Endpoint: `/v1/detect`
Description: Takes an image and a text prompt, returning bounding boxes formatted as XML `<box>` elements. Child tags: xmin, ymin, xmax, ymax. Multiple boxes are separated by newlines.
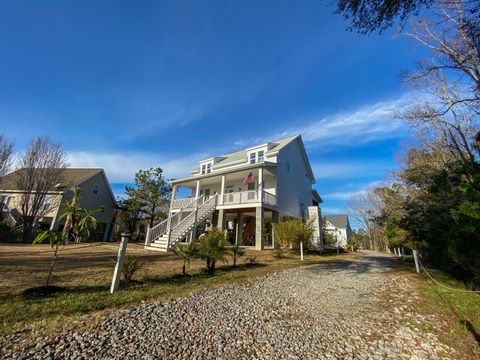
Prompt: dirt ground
<box><xmin>0</xmin><ymin>242</ymin><xmax>275</xmax><ymax>295</ymax></box>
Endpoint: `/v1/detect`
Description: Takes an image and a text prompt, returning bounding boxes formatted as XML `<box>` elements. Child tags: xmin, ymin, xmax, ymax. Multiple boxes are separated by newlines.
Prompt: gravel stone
<box><xmin>1</xmin><ymin>251</ymin><xmax>456</xmax><ymax>359</ymax></box>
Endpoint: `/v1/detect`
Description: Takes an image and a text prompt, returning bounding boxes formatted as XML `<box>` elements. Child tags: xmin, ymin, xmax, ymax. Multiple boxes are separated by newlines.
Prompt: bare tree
<box><xmin>400</xmin><ymin>1</ymin><xmax>480</xmax><ymax>163</ymax></box>
<box><xmin>348</xmin><ymin>189</ymin><xmax>389</xmax><ymax>251</ymax></box>
<box><xmin>0</xmin><ymin>133</ymin><xmax>14</xmax><ymax>182</ymax></box>
<box><xmin>14</xmin><ymin>137</ymin><xmax>68</xmax><ymax>240</ymax></box>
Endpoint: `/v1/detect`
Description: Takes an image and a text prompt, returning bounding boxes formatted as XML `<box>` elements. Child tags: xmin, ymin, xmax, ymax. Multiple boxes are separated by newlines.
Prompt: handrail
<box><xmin>167</xmin><ymin>194</ymin><xmax>217</xmax><ymax>248</ymax></box>
<box><xmin>145</xmin><ymin>196</ymin><xmax>205</xmax><ymax>246</ymax></box>
<box><xmin>171</xmin><ymin>197</ymin><xmax>196</xmax><ymax>209</ymax></box>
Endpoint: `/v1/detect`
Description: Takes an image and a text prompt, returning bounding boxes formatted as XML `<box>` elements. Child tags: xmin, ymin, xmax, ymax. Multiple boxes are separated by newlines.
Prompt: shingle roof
<box><xmin>325</xmin><ymin>215</ymin><xmax>349</xmax><ymax>229</ymax></box>
<box><xmin>0</xmin><ymin>168</ymin><xmax>102</xmax><ymax>192</ymax></box>
<box><xmin>213</xmin><ymin>134</ymin><xmax>298</xmax><ymax>167</ymax></box>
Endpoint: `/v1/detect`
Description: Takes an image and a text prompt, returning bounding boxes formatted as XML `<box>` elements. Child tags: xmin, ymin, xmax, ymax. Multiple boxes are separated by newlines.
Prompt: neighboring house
<box><xmin>0</xmin><ymin>168</ymin><xmax>117</xmax><ymax>241</ymax></box>
<box><xmin>324</xmin><ymin>214</ymin><xmax>352</xmax><ymax>248</ymax></box>
<box><xmin>145</xmin><ymin>134</ymin><xmax>323</xmax><ymax>252</ymax></box>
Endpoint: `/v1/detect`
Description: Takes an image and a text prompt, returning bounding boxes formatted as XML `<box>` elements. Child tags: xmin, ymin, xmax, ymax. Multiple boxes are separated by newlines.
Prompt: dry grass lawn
<box><xmin>0</xmin><ymin>242</ymin><xmax>352</xmax><ymax>341</ymax></box>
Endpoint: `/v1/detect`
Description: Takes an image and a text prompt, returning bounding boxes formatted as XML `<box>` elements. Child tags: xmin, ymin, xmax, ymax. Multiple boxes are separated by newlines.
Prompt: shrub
<box><xmin>273</xmin><ymin>219</ymin><xmax>314</xmax><ymax>254</ymax></box>
<box><xmin>122</xmin><ymin>255</ymin><xmax>142</xmax><ymax>284</ymax></box>
<box><xmin>172</xmin><ymin>242</ymin><xmax>197</xmax><ymax>276</ymax></box>
<box><xmin>230</xmin><ymin>245</ymin><xmax>245</xmax><ymax>268</ymax></box>
<box><xmin>197</xmin><ymin>228</ymin><xmax>228</xmax><ymax>272</ymax></box>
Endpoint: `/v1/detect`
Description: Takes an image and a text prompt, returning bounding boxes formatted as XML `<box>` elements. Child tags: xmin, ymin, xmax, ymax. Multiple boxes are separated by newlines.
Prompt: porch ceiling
<box><xmin>173</xmin><ymin>164</ymin><xmax>277</xmax><ymax>189</ymax></box>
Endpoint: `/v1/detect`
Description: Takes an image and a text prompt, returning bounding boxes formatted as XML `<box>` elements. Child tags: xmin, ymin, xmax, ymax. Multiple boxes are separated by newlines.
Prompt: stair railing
<box><xmin>145</xmin><ymin>197</ymin><xmax>198</xmax><ymax>247</ymax></box>
<box><xmin>167</xmin><ymin>194</ymin><xmax>217</xmax><ymax>249</ymax></box>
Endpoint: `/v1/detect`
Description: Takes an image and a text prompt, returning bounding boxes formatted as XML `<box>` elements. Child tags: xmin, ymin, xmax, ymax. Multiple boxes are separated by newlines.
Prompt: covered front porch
<box><xmin>191</xmin><ymin>207</ymin><xmax>279</xmax><ymax>250</ymax></box>
<box><xmin>170</xmin><ymin>164</ymin><xmax>277</xmax><ymax>211</ymax></box>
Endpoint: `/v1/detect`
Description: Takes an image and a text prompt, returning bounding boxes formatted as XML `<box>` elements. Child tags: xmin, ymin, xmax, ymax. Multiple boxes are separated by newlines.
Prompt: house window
<box><xmin>206</xmin><ymin>163</ymin><xmax>212</xmax><ymax>173</ymax></box>
<box><xmin>249</xmin><ymin>152</ymin><xmax>256</xmax><ymax>164</ymax></box>
<box><xmin>43</xmin><ymin>195</ymin><xmax>53</xmax><ymax>212</ymax></box>
<box><xmin>100</xmin><ymin>205</ymin><xmax>106</xmax><ymax>213</ymax></box>
<box><xmin>201</xmin><ymin>164</ymin><xmax>206</xmax><ymax>174</ymax></box>
<box><xmin>247</xmin><ymin>182</ymin><xmax>255</xmax><ymax>191</ymax></box>
<box><xmin>93</xmin><ymin>183</ymin><xmax>100</xmax><ymax>195</ymax></box>
<box><xmin>258</xmin><ymin>150</ymin><xmax>264</xmax><ymax>162</ymax></box>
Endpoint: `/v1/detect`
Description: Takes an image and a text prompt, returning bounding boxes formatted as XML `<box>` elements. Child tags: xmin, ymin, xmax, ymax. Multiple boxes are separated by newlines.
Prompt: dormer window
<box><xmin>249</xmin><ymin>152</ymin><xmax>256</xmax><ymax>164</ymax></box>
<box><xmin>207</xmin><ymin>163</ymin><xmax>212</xmax><ymax>173</ymax></box>
<box><xmin>258</xmin><ymin>150</ymin><xmax>264</xmax><ymax>162</ymax></box>
<box><xmin>201</xmin><ymin>164</ymin><xmax>206</xmax><ymax>174</ymax></box>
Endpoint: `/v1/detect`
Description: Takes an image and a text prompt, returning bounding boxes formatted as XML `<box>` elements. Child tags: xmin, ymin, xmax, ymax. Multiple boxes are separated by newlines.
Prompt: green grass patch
<box><xmin>400</xmin><ymin>257</ymin><xmax>480</xmax><ymax>355</ymax></box>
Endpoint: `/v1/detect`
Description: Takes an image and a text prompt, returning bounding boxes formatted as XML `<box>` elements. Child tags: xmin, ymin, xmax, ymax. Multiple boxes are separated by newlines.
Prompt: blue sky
<box><xmin>0</xmin><ymin>1</ymin><xmax>424</xmax><ymax>224</ymax></box>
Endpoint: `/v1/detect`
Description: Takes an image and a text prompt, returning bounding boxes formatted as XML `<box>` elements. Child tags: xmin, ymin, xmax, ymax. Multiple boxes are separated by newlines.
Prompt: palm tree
<box><xmin>197</xmin><ymin>228</ymin><xmax>228</xmax><ymax>272</ymax></box>
<box><xmin>172</xmin><ymin>242</ymin><xmax>197</xmax><ymax>276</ymax></box>
<box><xmin>230</xmin><ymin>245</ymin><xmax>245</xmax><ymax>268</ymax></box>
<box><xmin>33</xmin><ymin>187</ymin><xmax>100</xmax><ymax>286</ymax></box>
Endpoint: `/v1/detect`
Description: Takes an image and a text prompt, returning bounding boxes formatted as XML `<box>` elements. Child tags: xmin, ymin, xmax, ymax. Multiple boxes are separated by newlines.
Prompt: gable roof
<box><xmin>325</xmin><ymin>214</ymin><xmax>350</xmax><ymax>229</ymax></box>
<box><xmin>192</xmin><ymin>134</ymin><xmax>315</xmax><ymax>182</ymax></box>
<box><xmin>0</xmin><ymin>168</ymin><xmax>102</xmax><ymax>192</ymax></box>
<box><xmin>0</xmin><ymin>167</ymin><xmax>117</xmax><ymax>205</ymax></box>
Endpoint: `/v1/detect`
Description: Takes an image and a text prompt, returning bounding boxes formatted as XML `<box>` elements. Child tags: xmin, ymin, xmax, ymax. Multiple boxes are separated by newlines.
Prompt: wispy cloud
<box><xmin>311</xmin><ymin>160</ymin><xmax>396</xmax><ymax>180</ymax></box>
<box><xmin>230</xmin><ymin>95</ymin><xmax>410</xmax><ymax>150</ymax></box>
<box><xmin>322</xmin><ymin>180</ymin><xmax>382</xmax><ymax>201</ymax></box>
<box><xmin>289</xmin><ymin>96</ymin><xmax>408</xmax><ymax>146</ymax></box>
<box><xmin>67</xmin><ymin>150</ymin><xmax>208</xmax><ymax>183</ymax></box>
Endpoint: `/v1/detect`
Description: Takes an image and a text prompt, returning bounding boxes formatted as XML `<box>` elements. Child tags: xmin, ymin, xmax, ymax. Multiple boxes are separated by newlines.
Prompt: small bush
<box><xmin>172</xmin><ymin>242</ymin><xmax>197</xmax><ymax>276</ymax></box>
<box><xmin>273</xmin><ymin>219</ymin><xmax>314</xmax><ymax>254</ymax></box>
<box><xmin>122</xmin><ymin>255</ymin><xmax>142</xmax><ymax>284</ymax></box>
<box><xmin>244</xmin><ymin>256</ymin><xmax>257</xmax><ymax>265</ymax></box>
<box><xmin>197</xmin><ymin>228</ymin><xmax>228</xmax><ymax>272</ymax></box>
<box><xmin>230</xmin><ymin>245</ymin><xmax>245</xmax><ymax>268</ymax></box>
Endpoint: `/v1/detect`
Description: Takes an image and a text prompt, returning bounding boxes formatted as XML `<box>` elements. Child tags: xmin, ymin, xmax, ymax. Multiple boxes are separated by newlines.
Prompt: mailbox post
<box><xmin>110</xmin><ymin>233</ymin><xmax>130</xmax><ymax>293</ymax></box>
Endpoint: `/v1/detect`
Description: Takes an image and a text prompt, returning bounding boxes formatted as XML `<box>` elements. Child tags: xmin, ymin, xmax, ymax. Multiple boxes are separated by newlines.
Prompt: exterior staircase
<box><xmin>144</xmin><ymin>195</ymin><xmax>217</xmax><ymax>252</ymax></box>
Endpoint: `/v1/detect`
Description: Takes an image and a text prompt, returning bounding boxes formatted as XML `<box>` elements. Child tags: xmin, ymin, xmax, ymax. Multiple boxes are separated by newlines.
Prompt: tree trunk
<box><xmin>46</xmin><ymin>244</ymin><xmax>59</xmax><ymax>287</ymax></box>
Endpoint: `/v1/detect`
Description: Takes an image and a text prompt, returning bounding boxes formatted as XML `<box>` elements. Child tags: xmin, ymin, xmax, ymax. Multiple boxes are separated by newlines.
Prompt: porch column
<box><xmin>272</xmin><ymin>210</ymin><xmax>279</xmax><ymax>249</ymax></box>
<box><xmin>255</xmin><ymin>206</ymin><xmax>263</xmax><ymax>250</ymax></box>
<box><xmin>171</xmin><ymin>184</ymin><xmax>178</xmax><ymax>200</ymax></box>
<box><xmin>219</xmin><ymin>175</ymin><xmax>226</xmax><ymax>205</ymax></box>
<box><xmin>195</xmin><ymin>180</ymin><xmax>200</xmax><ymax>198</ymax></box>
<box><xmin>235</xmin><ymin>212</ymin><xmax>244</xmax><ymax>245</ymax></box>
<box><xmin>217</xmin><ymin>209</ymin><xmax>226</xmax><ymax>230</ymax></box>
<box><xmin>258</xmin><ymin>167</ymin><xmax>263</xmax><ymax>202</ymax></box>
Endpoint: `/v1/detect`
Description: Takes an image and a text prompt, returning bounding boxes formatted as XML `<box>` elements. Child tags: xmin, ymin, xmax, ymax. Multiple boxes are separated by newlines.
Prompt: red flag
<box><xmin>242</xmin><ymin>172</ymin><xmax>255</xmax><ymax>185</ymax></box>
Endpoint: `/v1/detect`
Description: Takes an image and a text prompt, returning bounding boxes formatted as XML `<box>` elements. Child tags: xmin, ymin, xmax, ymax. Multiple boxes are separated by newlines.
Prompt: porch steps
<box><xmin>144</xmin><ymin>195</ymin><xmax>217</xmax><ymax>252</ymax></box>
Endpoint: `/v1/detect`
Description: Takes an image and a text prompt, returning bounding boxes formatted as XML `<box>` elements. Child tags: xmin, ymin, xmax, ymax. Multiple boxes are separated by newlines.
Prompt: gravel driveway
<box><xmin>4</xmin><ymin>251</ymin><xmax>454</xmax><ymax>359</ymax></box>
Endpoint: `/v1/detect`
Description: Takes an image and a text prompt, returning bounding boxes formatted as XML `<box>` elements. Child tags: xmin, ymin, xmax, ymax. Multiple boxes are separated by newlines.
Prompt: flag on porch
<box><xmin>242</xmin><ymin>172</ymin><xmax>255</xmax><ymax>185</ymax></box>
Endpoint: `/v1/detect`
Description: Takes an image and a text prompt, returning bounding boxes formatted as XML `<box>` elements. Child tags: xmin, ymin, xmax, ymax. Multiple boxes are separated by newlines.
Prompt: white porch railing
<box><xmin>223</xmin><ymin>190</ymin><xmax>257</xmax><ymax>205</ymax></box>
<box><xmin>171</xmin><ymin>197</ymin><xmax>195</xmax><ymax>210</ymax></box>
<box><xmin>263</xmin><ymin>191</ymin><xmax>276</xmax><ymax>206</ymax></box>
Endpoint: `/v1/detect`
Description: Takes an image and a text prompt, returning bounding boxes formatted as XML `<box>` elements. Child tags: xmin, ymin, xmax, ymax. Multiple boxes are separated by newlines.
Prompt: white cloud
<box><xmin>67</xmin><ymin>150</ymin><xmax>208</xmax><ymax>183</ymax></box>
<box><xmin>312</xmin><ymin>160</ymin><xmax>396</xmax><ymax>180</ymax></box>
<box><xmin>322</xmin><ymin>180</ymin><xmax>382</xmax><ymax>201</ymax></box>
<box><xmin>292</xmin><ymin>96</ymin><xmax>408</xmax><ymax>146</ymax></box>
<box><xmin>230</xmin><ymin>95</ymin><xmax>410</xmax><ymax>151</ymax></box>
<box><xmin>321</xmin><ymin>207</ymin><xmax>347</xmax><ymax>215</ymax></box>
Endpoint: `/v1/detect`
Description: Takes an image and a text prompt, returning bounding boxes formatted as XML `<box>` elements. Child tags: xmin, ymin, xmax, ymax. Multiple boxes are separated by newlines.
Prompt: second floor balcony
<box><xmin>171</xmin><ymin>189</ymin><xmax>276</xmax><ymax>210</ymax></box>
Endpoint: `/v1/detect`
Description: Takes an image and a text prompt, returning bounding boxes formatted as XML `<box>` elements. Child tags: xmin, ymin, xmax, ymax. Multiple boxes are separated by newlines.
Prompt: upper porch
<box><xmin>170</xmin><ymin>163</ymin><xmax>277</xmax><ymax>211</ymax></box>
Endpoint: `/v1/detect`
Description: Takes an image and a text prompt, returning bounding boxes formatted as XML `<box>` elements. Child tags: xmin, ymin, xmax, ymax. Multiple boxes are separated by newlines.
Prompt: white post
<box><xmin>219</xmin><ymin>175</ymin><xmax>225</xmax><ymax>205</ymax></box>
<box><xmin>258</xmin><ymin>167</ymin><xmax>263</xmax><ymax>202</ymax></box>
<box><xmin>394</xmin><ymin>248</ymin><xmax>397</xmax><ymax>256</ymax></box>
<box><xmin>413</xmin><ymin>249</ymin><xmax>421</xmax><ymax>274</ymax></box>
<box><xmin>300</xmin><ymin>241</ymin><xmax>304</xmax><ymax>261</ymax></box>
<box><xmin>336</xmin><ymin>243</ymin><xmax>339</xmax><ymax>255</ymax></box>
<box><xmin>171</xmin><ymin>184</ymin><xmax>178</xmax><ymax>201</ymax></box>
<box><xmin>144</xmin><ymin>225</ymin><xmax>151</xmax><ymax>248</ymax></box>
<box><xmin>110</xmin><ymin>233</ymin><xmax>130</xmax><ymax>293</ymax></box>
<box><xmin>195</xmin><ymin>180</ymin><xmax>200</xmax><ymax>199</ymax></box>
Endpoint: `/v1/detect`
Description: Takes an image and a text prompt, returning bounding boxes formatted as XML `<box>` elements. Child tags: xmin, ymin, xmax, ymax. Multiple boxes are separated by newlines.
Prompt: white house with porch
<box><xmin>145</xmin><ymin>134</ymin><xmax>322</xmax><ymax>252</ymax></box>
